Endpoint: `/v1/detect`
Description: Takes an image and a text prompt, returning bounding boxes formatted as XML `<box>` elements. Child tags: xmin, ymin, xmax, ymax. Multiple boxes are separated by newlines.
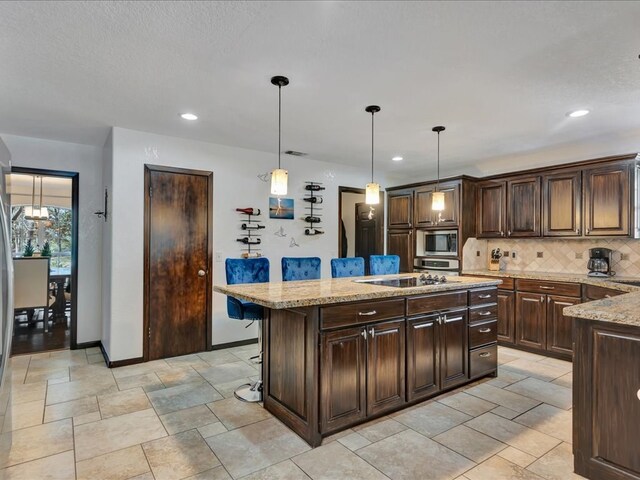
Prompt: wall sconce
<box><xmin>94</xmin><ymin>188</ymin><xmax>108</xmax><ymax>221</ymax></box>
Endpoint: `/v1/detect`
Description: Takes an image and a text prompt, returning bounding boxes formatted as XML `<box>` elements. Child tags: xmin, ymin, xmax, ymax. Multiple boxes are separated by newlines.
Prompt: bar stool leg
<box><xmin>234</xmin><ymin>319</ymin><xmax>263</xmax><ymax>403</ymax></box>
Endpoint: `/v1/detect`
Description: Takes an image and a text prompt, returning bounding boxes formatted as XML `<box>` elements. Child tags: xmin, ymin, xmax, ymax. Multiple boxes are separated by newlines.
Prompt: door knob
<box><xmin>198</xmin><ymin>270</ymin><xmax>206</xmax><ymax>277</ymax></box>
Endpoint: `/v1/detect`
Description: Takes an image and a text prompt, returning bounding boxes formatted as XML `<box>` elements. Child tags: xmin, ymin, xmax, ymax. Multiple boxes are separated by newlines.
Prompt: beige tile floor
<box><xmin>0</xmin><ymin>345</ymin><xmax>585</xmax><ymax>480</ymax></box>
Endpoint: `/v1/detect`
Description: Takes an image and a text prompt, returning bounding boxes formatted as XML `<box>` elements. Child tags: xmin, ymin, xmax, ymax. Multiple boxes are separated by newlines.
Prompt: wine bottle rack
<box><xmin>235</xmin><ymin>207</ymin><xmax>262</xmax><ymax>258</ymax></box>
<box><xmin>303</xmin><ymin>182</ymin><xmax>324</xmax><ymax>236</ymax></box>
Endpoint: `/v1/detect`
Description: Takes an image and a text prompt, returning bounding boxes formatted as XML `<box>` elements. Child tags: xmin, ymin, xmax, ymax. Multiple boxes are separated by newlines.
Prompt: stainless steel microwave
<box><xmin>417</xmin><ymin>229</ymin><xmax>458</xmax><ymax>257</ymax></box>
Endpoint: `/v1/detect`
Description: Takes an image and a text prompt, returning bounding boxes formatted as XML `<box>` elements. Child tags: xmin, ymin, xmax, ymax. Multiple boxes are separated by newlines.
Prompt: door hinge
<box><xmin>149</xmin><ymin>186</ymin><xmax>153</xmax><ymax>197</ymax></box>
<box><xmin>148</xmin><ymin>327</ymin><xmax>151</xmax><ymax>338</ymax></box>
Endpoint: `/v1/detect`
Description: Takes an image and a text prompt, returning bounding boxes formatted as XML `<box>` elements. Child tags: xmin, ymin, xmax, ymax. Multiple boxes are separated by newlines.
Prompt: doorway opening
<box><xmin>8</xmin><ymin>167</ymin><xmax>79</xmax><ymax>355</ymax></box>
<box><xmin>338</xmin><ymin>186</ymin><xmax>384</xmax><ymax>274</ymax></box>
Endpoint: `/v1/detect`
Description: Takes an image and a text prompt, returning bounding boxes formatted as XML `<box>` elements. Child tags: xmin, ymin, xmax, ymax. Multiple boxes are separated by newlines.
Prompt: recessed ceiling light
<box><xmin>392</xmin><ymin>156</ymin><xmax>403</xmax><ymax>161</ymax></box>
<box><xmin>567</xmin><ymin>109</ymin><xmax>590</xmax><ymax>118</ymax></box>
<box><xmin>180</xmin><ymin>113</ymin><xmax>198</xmax><ymax>121</ymax></box>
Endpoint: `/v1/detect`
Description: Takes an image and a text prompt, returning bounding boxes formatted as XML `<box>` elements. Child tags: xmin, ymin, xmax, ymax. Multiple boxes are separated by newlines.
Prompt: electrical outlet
<box><xmin>537</xmin><ymin>252</ymin><xmax>544</xmax><ymax>258</ymax></box>
<box><xmin>476</xmin><ymin>251</ymin><xmax>480</xmax><ymax>257</ymax></box>
<box><xmin>512</xmin><ymin>251</ymin><xmax>516</xmax><ymax>258</ymax></box>
<box><xmin>215</xmin><ymin>251</ymin><xmax>223</xmax><ymax>262</ymax></box>
<box><xmin>575</xmin><ymin>252</ymin><xmax>583</xmax><ymax>260</ymax></box>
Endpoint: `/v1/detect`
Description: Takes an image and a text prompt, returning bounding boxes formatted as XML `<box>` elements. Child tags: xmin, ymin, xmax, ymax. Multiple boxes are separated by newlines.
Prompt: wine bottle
<box><xmin>241</xmin><ymin>223</ymin><xmax>265</xmax><ymax>230</ymax></box>
<box><xmin>236</xmin><ymin>207</ymin><xmax>261</xmax><ymax>215</ymax></box>
<box><xmin>304</xmin><ymin>185</ymin><xmax>325</xmax><ymax>191</ymax></box>
<box><xmin>236</xmin><ymin>237</ymin><xmax>261</xmax><ymax>245</ymax></box>
<box><xmin>303</xmin><ymin>196</ymin><xmax>323</xmax><ymax>204</ymax></box>
<box><xmin>305</xmin><ymin>228</ymin><xmax>325</xmax><ymax>235</ymax></box>
<box><xmin>304</xmin><ymin>216</ymin><xmax>321</xmax><ymax>223</ymax></box>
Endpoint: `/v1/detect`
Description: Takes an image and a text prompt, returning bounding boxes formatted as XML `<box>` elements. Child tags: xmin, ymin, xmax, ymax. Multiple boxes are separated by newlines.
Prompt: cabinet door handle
<box><xmin>575</xmin><ymin>228</ymin><xmax>580</xmax><ymax>234</ymax></box>
<box><xmin>358</xmin><ymin>310</ymin><xmax>377</xmax><ymax>316</ymax></box>
<box><xmin>477</xmin><ymin>311</ymin><xmax>492</xmax><ymax>316</ymax></box>
<box><xmin>479</xmin><ymin>352</ymin><xmax>492</xmax><ymax>358</ymax></box>
<box><xmin>369</xmin><ymin>327</ymin><xmax>375</xmax><ymax>338</ymax></box>
<box><xmin>605</xmin><ymin>294</ymin><xmax>611</xmax><ymax>298</ymax></box>
<box><xmin>376</xmin><ymin>328</ymin><xmax>399</xmax><ymax>337</ymax></box>
<box><xmin>586</xmin><ymin>228</ymin><xmax>590</xmax><ymax>234</ymax></box>
<box><xmin>500</xmin><ymin>231</ymin><xmax>504</xmax><ymax>237</ymax></box>
<box><xmin>415</xmin><ymin>323</ymin><xmax>434</xmax><ymax>330</ymax></box>
<box><xmin>540</xmin><ymin>296</ymin><xmax>545</xmax><ymax>302</ymax></box>
<box><xmin>444</xmin><ymin>315</ymin><xmax>464</xmax><ymax>323</ymax></box>
<box><xmin>478</xmin><ymin>294</ymin><xmax>492</xmax><ymax>299</ymax></box>
<box><xmin>507</xmin><ymin>230</ymin><xmax>512</xmax><ymax>236</ymax></box>
<box><xmin>539</xmin><ymin>286</ymin><xmax>555</xmax><ymax>290</ymax></box>
<box><xmin>361</xmin><ymin>330</ymin><xmax>367</xmax><ymax>340</ymax></box>
<box><xmin>637</xmin><ymin>389</ymin><xmax>640</xmax><ymax>401</ymax></box>
<box><xmin>478</xmin><ymin>328</ymin><xmax>492</xmax><ymax>333</ymax></box>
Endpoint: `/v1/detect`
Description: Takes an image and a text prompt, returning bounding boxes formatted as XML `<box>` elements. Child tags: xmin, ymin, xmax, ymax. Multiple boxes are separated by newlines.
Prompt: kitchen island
<box><xmin>215</xmin><ymin>274</ymin><xmax>501</xmax><ymax>446</ymax></box>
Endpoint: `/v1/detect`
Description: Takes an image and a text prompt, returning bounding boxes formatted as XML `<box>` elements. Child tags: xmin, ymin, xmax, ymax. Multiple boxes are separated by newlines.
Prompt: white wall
<box><xmin>341</xmin><ymin>192</ymin><xmax>364</xmax><ymax>258</ymax></box>
<box><xmin>0</xmin><ymin>134</ymin><xmax>104</xmax><ymax>345</ymax></box>
<box><xmin>101</xmin><ymin>131</ymin><xmax>113</xmax><ymax>355</ymax></box>
<box><xmin>106</xmin><ymin>127</ymin><xmax>388</xmax><ymax>361</ymax></box>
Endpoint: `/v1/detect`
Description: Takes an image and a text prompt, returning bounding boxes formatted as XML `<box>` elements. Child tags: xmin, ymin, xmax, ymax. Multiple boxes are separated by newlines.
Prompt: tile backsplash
<box><xmin>462</xmin><ymin>237</ymin><xmax>640</xmax><ymax>277</ymax></box>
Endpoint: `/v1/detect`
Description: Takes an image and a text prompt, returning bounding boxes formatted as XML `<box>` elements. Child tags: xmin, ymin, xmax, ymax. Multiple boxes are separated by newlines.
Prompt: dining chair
<box><xmin>369</xmin><ymin>255</ymin><xmax>400</xmax><ymax>275</ymax></box>
<box><xmin>13</xmin><ymin>257</ymin><xmax>52</xmax><ymax>332</ymax></box>
<box><xmin>330</xmin><ymin>257</ymin><xmax>365</xmax><ymax>278</ymax></box>
<box><xmin>225</xmin><ymin>257</ymin><xmax>270</xmax><ymax>402</ymax></box>
<box><xmin>281</xmin><ymin>257</ymin><xmax>321</xmax><ymax>281</ymax></box>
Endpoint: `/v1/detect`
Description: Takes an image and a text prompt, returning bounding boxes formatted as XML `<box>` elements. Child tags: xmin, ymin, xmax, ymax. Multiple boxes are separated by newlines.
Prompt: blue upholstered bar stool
<box><xmin>369</xmin><ymin>255</ymin><xmax>401</xmax><ymax>275</ymax></box>
<box><xmin>225</xmin><ymin>257</ymin><xmax>270</xmax><ymax>402</ymax></box>
<box><xmin>281</xmin><ymin>257</ymin><xmax>321</xmax><ymax>281</ymax></box>
<box><xmin>330</xmin><ymin>257</ymin><xmax>365</xmax><ymax>278</ymax></box>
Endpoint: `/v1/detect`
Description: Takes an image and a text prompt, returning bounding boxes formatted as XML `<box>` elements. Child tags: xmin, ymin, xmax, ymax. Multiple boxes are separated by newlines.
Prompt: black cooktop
<box><xmin>361</xmin><ymin>275</ymin><xmax>460</xmax><ymax>288</ymax></box>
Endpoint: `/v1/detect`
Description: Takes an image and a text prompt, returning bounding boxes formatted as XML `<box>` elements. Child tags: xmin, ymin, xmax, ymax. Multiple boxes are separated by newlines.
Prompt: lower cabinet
<box><xmin>497</xmin><ymin>289</ymin><xmax>515</xmax><ymax>343</ymax></box>
<box><xmin>387</xmin><ymin>229</ymin><xmax>413</xmax><ymax>273</ymax></box>
<box><xmin>320</xmin><ymin>319</ymin><xmax>405</xmax><ymax>433</ymax></box>
<box><xmin>546</xmin><ymin>295</ymin><xmax>579</xmax><ymax>356</ymax></box>
<box><xmin>406</xmin><ymin>309</ymin><xmax>469</xmax><ymax>402</ymax></box>
<box><xmin>516</xmin><ymin>292</ymin><xmax>547</xmax><ymax>350</ymax></box>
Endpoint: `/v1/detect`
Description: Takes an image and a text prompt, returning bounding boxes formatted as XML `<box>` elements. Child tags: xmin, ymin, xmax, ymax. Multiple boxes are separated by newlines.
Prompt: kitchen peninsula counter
<box><xmin>215</xmin><ymin>274</ymin><xmax>501</xmax><ymax>446</ymax></box>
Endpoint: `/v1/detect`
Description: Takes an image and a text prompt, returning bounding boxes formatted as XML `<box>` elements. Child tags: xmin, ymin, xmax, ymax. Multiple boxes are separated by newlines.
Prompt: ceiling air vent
<box><xmin>284</xmin><ymin>150</ymin><xmax>307</xmax><ymax>157</ymax></box>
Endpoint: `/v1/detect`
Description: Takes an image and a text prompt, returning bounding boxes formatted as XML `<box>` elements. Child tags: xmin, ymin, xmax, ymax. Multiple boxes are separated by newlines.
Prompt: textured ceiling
<box><xmin>1</xmin><ymin>1</ymin><xmax>639</xmax><ymax>178</ymax></box>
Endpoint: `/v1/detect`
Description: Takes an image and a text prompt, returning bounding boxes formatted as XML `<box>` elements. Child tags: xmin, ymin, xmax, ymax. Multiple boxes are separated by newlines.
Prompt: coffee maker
<box><xmin>587</xmin><ymin>248</ymin><xmax>614</xmax><ymax>277</ymax></box>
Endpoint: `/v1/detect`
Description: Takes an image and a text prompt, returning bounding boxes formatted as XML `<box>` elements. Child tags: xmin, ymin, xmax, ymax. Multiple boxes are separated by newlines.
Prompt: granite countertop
<box><xmin>214</xmin><ymin>274</ymin><xmax>501</xmax><ymax>309</ymax></box>
<box><xmin>464</xmin><ymin>269</ymin><xmax>640</xmax><ymax>326</ymax></box>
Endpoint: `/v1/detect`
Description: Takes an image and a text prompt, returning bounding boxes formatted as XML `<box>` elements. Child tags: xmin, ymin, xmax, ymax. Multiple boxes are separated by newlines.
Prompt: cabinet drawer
<box><xmin>498</xmin><ymin>277</ymin><xmax>515</xmax><ymax>290</ymax></box>
<box><xmin>469</xmin><ymin>288</ymin><xmax>497</xmax><ymax>306</ymax></box>
<box><xmin>320</xmin><ymin>298</ymin><xmax>405</xmax><ymax>330</ymax></box>
<box><xmin>583</xmin><ymin>284</ymin><xmax>624</xmax><ymax>301</ymax></box>
<box><xmin>515</xmin><ymin>279</ymin><xmax>581</xmax><ymax>297</ymax></box>
<box><xmin>469</xmin><ymin>344</ymin><xmax>497</xmax><ymax>378</ymax></box>
<box><xmin>469</xmin><ymin>304</ymin><xmax>498</xmax><ymax>324</ymax></box>
<box><xmin>407</xmin><ymin>290</ymin><xmax>468</xmax><ymax>316</ymax></box>
<box><xmin>469</xmin><ymin>320</ymin><xmax>498</xmax><ymax>348</ymax></box>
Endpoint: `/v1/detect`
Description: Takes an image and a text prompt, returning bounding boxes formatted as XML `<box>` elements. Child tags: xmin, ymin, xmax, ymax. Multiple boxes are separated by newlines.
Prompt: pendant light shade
<box><xmin>431</xmin><ymin>126</ymin><xmax>446</xmax><ymax>212</ymax></box>
<box><xmin>365</xmin><ymin>105</ymin><xmax>381</xmax><ymax>205</ymax></box>
<box><xmin>24</xmin><ymin>175</ymin><xmax>49</xmax><ymax>221</ymax></box>
<box><xmin>270</xmin><ymin>75</ymin><xmax>290</xmax><ymax>196</ymax></box>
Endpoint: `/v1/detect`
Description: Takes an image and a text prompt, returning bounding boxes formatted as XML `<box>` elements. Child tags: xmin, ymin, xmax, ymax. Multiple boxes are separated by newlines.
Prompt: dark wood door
<box><xmin>477</xmin><ymin>181</ymin><xmax>506</xmax><ymax>238</ymax></box>
<box><xmin>542</xmin><ymin>170</ymin><xmax>582</xmax><ymax>237</ymax></box>
<box><xmin>367</xmin><ymin>320</ymin><xmax>406</xmax><ymax>416</ymax></box>
<box><xmin>590</xmin><ymin>329</ymin><xmax>640</xmax><ymax>475</ymax></box>
<box><xmin>439</xmin><ymin>310</ymin><xmax>468</xmax><ymax>389</ymax></box>
<box><xmin>515</xmin><ymin>292</ymin><xmax>546</xmax><ymax>350</ymax></box>
<box><xmin>497</xmin><ymin>289</ymin><xmax>515</xmax><ymax>345</ymax></box>
<box><xmin>435</xmin><ymin>183</ymin><xmax>460</xmax><ymax>228</ymax></box>
<box><xmin>584</xmin><ymin>163</ymin><xmax>630</xmax><ymax>236</ymax></box>
<box><xmin>406</xmin><ymin>314</ymin><xmax>440</xmax><ymax>401</ymax></box>
<box><xmin>387</xmin><ymin>229</ymin><xmax>413</xmax><ymax>273</ymax></box>
<box><xmin>546</xmin><ymin>294</ymin><xmax>578</xmax><ymax>357</ymax></box>
<box><xmin>320</xmin><ymin>326</ymin><xmax>367</xmax><ymax>433</ymax></box>
<box><xmin>388</xmin><ymin>191</ymin><xmax>413</xmax><ymax>228</ymax></box>
<box><xmin>145</xmin><ymin>166</ymin><xmax>212</xmax><ymax>360</ymax></box>
<box><xmin>355</xmin><ymin>203</ymin><xmax>378</xmax><ymax>274</ymax></box>
<box><xmin>507</xmin><ymin>176</ymin><xmax>541</xmax><ymax>237</ymax></box>
<box><xmin>414</xmin><ymin>186</ymin><xmax>435</xmax><ymax>227</ymax></box>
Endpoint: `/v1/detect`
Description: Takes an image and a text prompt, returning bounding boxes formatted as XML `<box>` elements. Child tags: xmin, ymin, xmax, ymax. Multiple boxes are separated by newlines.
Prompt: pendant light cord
<box><xmin>436</xmin><ymin>131</ymin><xmax>440</xmax><ymax>191</ymax></box>
<box><xmin>278</xmin><ymin>85</ymin><xmax>282</xmax><ymax>170</ymax></box>
<box><xmin>371</xmin><ymin>111</ymin><xmax>374</xmax><ymax>183</ymax></box>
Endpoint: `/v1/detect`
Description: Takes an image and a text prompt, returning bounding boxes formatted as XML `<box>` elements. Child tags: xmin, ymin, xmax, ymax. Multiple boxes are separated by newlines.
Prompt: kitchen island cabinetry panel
<box><xmin>406</xmin><ymin>315</ymin><xmax>440</xmax><ymax>401</ymax></box>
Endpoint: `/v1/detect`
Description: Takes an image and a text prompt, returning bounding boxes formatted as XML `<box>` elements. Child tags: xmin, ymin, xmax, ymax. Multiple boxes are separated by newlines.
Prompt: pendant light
<box><xmin>24</xmin><ymin>175</ymin><xmax>49</xmax><ymax>221</ymax></box>
<box><xmin>270</xmin><ymin>75</ymin><xmax>290</xmax><ymax>196</ymax></box>
<box><xmin>431</xmin><ymin>126</ymin><xmax>446</xmax><ymax>212</ymax></box>
<box><xmin>365</xmin><ymin>105</ymin><xmax>381</xmax><ymax>205</ymax></box>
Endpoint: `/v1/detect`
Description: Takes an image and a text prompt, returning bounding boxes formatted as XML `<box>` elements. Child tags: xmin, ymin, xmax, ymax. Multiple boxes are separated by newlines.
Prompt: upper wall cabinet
<box><xmin>476</xmin><ymin>181</ymin><xmax>506</xmax><ymax>238</ymax></box>
<box><xmin>542</xmin><ymin>170</ymin><xmax>582</xmax><ymax>237</ymax></box>
<box><xmin>584</xmin><ymin>163</ymin><xmax>630</xmax><ymax>236</ymax></box>
<box><xmin>507</xmin><ymin>176</ymin><xmax>541</xmax><ymax>237</ymax></box>
<box><xmin>387</xmin><ymin>190</ymin><xmax>413</xmax><ymax>229</ymax></box>
<box><xmin>415</xmin><ymin>182</ymin><xmax>460</xmax><ymax>228</ymax></box>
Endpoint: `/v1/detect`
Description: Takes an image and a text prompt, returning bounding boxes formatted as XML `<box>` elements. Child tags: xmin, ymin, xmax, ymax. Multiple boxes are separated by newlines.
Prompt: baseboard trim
<box><xmin>74</xmin><ymin>341</ymin><xmax>101</xmax><ymax>350</ymax></box>
<box><xmin>98</xmin><ymin>342</ymin><xmax>144</xmax><ymax>368</ymax></box>
<box><xmin>212</xmin><ymin>338</ymin><xmax>258</xmax><ymax>350</ymax></box>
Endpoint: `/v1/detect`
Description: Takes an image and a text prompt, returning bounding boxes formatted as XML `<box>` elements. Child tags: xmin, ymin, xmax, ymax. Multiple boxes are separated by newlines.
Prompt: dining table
<box><xmin>49</xmin><ymin>267</ymin><xmax>70</xmax><ymax>323</ymax></box>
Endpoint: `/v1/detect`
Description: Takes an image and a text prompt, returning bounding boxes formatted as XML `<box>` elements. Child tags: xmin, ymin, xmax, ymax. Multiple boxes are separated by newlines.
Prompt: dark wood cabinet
<box><xmin>497</xmin><ymin>289</ymin><xmax>516</xmax><ymax>344</ymax></box>
<box><xmin>582</xmin><ymin>284</ymin><xmax>623</xmax><ymax>302</ymax></box>
<box><xmin>574</xmin><ymin>320</ymin><xmax>640</xmax><ymax>479</ymax></box>
<box><xmin>406</xmin><ymin>314</ymin><xmax>439</xmax><ymax>401</ymax></box>
<box><xmin>320</xmin><ymin>326</ymin><xmax>367</xmax><ymax>433</ymax></box>
<box><xmin>546</xmin><ymin>295</ymin><xmax>578</xmax><ymax>357</ymax></box>
<box><xmin>515</xmin><ymin>292</ymin><xmax>547</xmax><ymax>350</ymax></box>
<box><xmin>440</xmin><ymin>310</ymin><xmax>469</xmax><ymax>389</ymax></box>
<box><xmin>388</xmin><ymin>190</ymin><xmax>413</xmax><ymax>229</ymax></box>
<box><xmin>367</xmin><ymin>320</ymin><xmax>405</xmax><ymax>415</ymax></box>
<box><xmin>387</xmin><ymin>229</ymin><xmax>413</xmax><ymax>273</ymax></box>
<box><xmin>584</xmin><ymin>163</ymin><xmax>630</xmax><ymax>236</ymax></box>
<box><xmin>477</xmin><ymin>181</ymin><xmax>506</xmax><ymax>238</ymax></box>
<box><xmin>414</xmin><ymin>186</ymin><xmax>435</xmax><ymax>228</ymax></box>
<box><xmin>507</xmin><ymin>176</ymin><xmax>541</xmax><ymax>237</ymax></box>
<box><xmin>542</xmin><ymin>170</ymin><xmax>582</xmax><ymax>236</ymax></box>
<box><xmin>414</xmin><ymin>182</ymin><xmax>460</xmax><ymax>228</ymax></box>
